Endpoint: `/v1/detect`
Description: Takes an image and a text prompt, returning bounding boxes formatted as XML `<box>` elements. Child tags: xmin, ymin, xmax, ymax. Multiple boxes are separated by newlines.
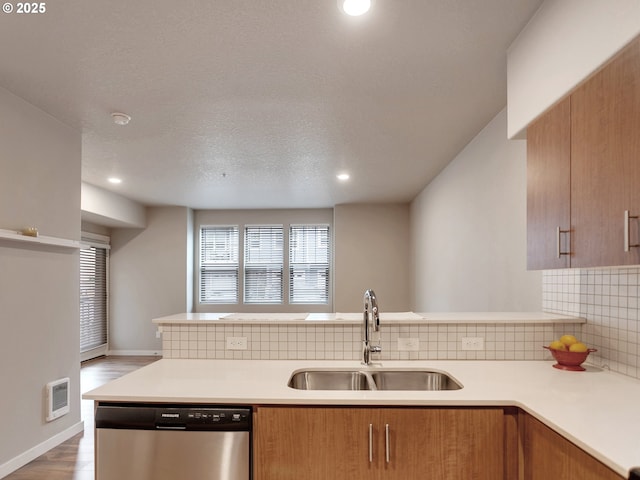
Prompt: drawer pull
<box><xmin>385</xmin><ymin>423</ymin><xmax>390</xmax><ymax>464</ymax></box>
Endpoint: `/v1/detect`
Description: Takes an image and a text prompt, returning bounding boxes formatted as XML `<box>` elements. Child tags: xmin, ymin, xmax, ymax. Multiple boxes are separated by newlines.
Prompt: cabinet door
<box><xmin>380</xmin><ymin>408</ymin><xmax>505</xmax><ymax>479</ymax></box>
<box><xmin>526</xmin><ymin>97</ymin><xmax>571</xmax><ymax>270</ymax></box>
<box><xmin>255</xmin><ymin>407</ymin><xmax>506</xmax><ymax>480</ymax></box>
<box><xmin>571</xmin><ymin>36</ymin><xmax>640</xmax><ymax>267</ymax></box>
<box><xmin>521</xmin><ymin>413</ymin><xmax>624</xmax><ymax>480</ymax></box>
<box><xmin>253</xmin><ymin>406</ymin><xmax>377</xmax><ymax>480</ymax></box>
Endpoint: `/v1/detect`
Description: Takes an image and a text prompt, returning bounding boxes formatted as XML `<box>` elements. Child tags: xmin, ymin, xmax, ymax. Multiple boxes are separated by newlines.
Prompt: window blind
<box><xmin>289</xmin><ymin>225</ymin><xmax>330</xmax><ymax>304</ymax></box>
<box><xmin>80</xmin><ymin>246</ymin><xmax>108</xmax><ymax>353</ymax></box>
<box><xmin>200</xmin><ymin>226</ymin><xmax>239</xmax><ymax>304</ymax></box>
<box><xmin>244</xmin><ymin>225</ymin><xmax>283</xmax><ymax>304</ymax></box>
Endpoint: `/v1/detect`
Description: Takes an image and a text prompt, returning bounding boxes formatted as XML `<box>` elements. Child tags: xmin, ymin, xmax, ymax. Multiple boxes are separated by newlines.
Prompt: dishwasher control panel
<box><xmin>156</xmin><ymin>408</ymin><xmax>251</xmax><ymax>429</ymax></box>
<box><xmin>96</xmin><ymin>403</ymin><xmax>252</xmax><ymax>431</ymax></box>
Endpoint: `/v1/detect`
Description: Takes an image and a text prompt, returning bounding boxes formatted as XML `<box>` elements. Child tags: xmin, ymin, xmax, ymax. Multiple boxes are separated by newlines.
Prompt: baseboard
<box><xmin>107</xmin><ymin>349</ymin><xmax>162</xmax><ymax>356</ymax></box>
<box><xmin>80</xmin><ymin>344</ymin><xmax>108</xmax><ymax>362</ymax></box>
<box><xmin>0</xmin><ymin>420</ymin><xmax>84</xmax><ymax>479</ymax></box>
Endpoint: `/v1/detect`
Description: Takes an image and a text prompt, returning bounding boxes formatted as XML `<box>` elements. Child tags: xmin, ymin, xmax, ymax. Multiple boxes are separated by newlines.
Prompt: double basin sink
<box><xmin>288</xmin><ymin>368</ymin><xmax>462</xmax><ymax>391</ymax></box>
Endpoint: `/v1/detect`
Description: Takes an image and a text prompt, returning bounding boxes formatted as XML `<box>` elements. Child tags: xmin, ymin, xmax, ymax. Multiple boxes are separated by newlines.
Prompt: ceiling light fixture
<box><xmin>108</xmin><ymin>177</ymin><xmax>122</xmax><ymax>184</ymax></box>
<box><xmin>339</xmin><ymin>0</ymin><xmax>372</xmax><ymax>16</ymax></box>
<box><xmin>111</xmin><ymin>112</ymin><xmax>131</xmax><ymax>126</ymax></box>
<box><xmin>337</xmin><ymin>173</ymin><xmax>350</xmax><ymax>181</ymax></box>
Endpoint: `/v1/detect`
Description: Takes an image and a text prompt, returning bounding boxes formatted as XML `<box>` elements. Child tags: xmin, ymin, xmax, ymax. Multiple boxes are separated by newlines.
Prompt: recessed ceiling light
<box><xmin>108</xmin><ymin>177</ymin><xmax>122</xmax><ymax>184</ymax></box>
<box><xmin>337</xmin><ymin>173</ymin><xmax>350</xmax><ymax>181</ymax></box>
<box><xmin>339</xmin><ymin>0</ymin><xmax>372</xmax><ymax>16</ymax></box>
<box><xmin>111</xmin><ymin>112</ymin><xmax>131</xmax><ymax>126</ymax></box>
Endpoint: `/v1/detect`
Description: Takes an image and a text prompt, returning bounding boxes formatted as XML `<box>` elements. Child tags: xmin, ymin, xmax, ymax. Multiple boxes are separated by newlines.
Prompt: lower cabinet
<box><xmin>253</xmin><ymin>406</ymin><xmax>507</xmax><ymax>480</ymax></box>
<box><xmin>520</xmin><ymin>413</ymin><xmax>624</xmax><ymax>480</ymax></box>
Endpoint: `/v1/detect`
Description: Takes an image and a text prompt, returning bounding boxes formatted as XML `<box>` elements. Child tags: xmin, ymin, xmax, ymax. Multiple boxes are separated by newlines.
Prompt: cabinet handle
<box><xmin>556</xmin><ymin>226</ymin><xmax>571</xmax><ymax>258</ymax></box>
<box><xmin>624</xmin><ymin>210</ymin><xmax>639</xmax><ymax>252</ymax></box>
<box><xmin>385</xmin><ymin>424</ymin><xmax>390</xmax><ymax>464</ymax></box>
<box><xmin>368</xmin><ymin>423</ymin><xmax>373</xmax><ymax>463</ymax></box>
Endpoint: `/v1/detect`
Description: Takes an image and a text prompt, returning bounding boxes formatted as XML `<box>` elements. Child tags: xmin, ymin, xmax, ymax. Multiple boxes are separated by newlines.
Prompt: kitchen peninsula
<box><xmin>84</xmin><ymin>310</ymin><xmax>640</xmax><ymax>479</ymax></box>
<box><xmin>85</xmin><ymin>358</ymin><xmax>640</xmax><ymax>479</ymax></box>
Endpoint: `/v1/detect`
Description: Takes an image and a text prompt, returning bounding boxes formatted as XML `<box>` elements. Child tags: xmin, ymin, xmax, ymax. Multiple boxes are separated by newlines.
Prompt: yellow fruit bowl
<box><xmin>543</xmin><ymin>346</ymin><xmax>597</xmax><ymax>371</ymax></box>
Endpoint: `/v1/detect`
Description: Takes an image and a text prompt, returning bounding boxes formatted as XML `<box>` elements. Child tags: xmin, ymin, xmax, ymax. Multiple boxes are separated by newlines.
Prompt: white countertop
<box><xmin>153</xmin><ymin>311</ymin><xmax>585</xmax><ymax>325</ymax></box>
<box><xmin>84</xmin><ymin>358</ymin><xmax>639</xmax><ymax>477</ymax></box>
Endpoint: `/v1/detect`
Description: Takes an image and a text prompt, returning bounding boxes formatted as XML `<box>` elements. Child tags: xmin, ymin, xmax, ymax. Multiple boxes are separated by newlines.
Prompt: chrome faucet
<box><xmin>362</xmin><ymin>289</ymin><xmax>382</xmax><ymax>365</ymax></box>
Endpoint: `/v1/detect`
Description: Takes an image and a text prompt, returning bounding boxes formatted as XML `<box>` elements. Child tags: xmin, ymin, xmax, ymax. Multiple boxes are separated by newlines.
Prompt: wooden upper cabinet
<box><xmin>526</xmin><ymin>35</ymin><xmax>640</xmax><ymax>269</ymax></box>
<box><xmin>526</xmin><ymin>97</ymin><xmax>571</xmax><ymax>270</ymax></box>
<box><xmin>571</xmin><ymin>35</ymin><xmax>640</xmax><ymax>267</ymax></box>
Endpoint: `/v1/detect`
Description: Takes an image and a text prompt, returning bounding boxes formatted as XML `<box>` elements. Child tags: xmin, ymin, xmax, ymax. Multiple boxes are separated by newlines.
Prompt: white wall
<box><xmin>109</xmin><ymin>206</ymin><xmax>193</xmax><ymax>354</ymax></box>
<box><xmin>81</xmin><ymin>182</ymin><xmax>146</xmax><ymax>228</ymax></box>
<box><xmin>507</xmin><ymin>0</ymin><xmax>640</xmax><ymax>138</ymax></box>
<box><xmin>410</xmin><ymin>108</ymin><xmax>541</xmax><ymax>312</ymax></box>
<box><xmin>334</xmin><ymin>204</ymin><xmax>411</xmax><ymax>312</ymax></box>
<box><xmin>0</xmin><ymin>87</ymin><xmax>82</xmax><ymax>472</ymax></box>
<box><xmin>109</xmin><ymin>205</ymin><xmax>412</xmax><ymax>349</ymax></box>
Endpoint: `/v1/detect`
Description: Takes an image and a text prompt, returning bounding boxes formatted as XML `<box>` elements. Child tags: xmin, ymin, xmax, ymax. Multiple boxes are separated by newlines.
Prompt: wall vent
<box><xmin>45</xmin><ymin>377</ymin><xmax>70</xmax><ymax>422</ymax></box>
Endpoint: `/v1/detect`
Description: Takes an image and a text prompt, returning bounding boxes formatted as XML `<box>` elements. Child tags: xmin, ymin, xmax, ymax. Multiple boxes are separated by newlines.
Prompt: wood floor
<box><xmin>4</xmin><ymin>356</ymin><xmax>159</xmax><ymax>480</ymax></box>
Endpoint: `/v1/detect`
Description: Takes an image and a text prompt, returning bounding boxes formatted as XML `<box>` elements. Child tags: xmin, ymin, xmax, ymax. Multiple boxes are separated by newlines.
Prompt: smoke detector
<box><xmin>111</xmin><ymin>112</ymin><xmax>131</xmax><ymax>126</ymax></box>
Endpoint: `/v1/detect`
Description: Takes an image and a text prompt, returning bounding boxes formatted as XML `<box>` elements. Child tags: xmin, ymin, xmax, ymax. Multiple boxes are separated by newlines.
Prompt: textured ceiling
<box><xmin>0</xmin><ymin>0</ymin><xmax>542</xmax><ymax>209</ymax></box>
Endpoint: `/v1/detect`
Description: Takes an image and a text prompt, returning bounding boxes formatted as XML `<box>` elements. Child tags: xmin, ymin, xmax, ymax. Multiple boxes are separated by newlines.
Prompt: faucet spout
<box><xmin>362</xmin><ymin>289</ymin><xmax>382</xmax><ymax>365</ymax></box>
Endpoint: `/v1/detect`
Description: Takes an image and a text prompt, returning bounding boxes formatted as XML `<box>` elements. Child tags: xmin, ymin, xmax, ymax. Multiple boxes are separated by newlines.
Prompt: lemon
<box><xmin>549</xmin><ymin>340</ymin><xmax>566</xmax><ymax>351</ymax></box>
<box><xmin>560</xmin><ymin>335</ymin><xmax>578</xmax><ymax>347</ymax></box>
<box><xmin>569</xmin><ymin>342</ymin><xmax>588</xmax><ymax>353</ymax></box>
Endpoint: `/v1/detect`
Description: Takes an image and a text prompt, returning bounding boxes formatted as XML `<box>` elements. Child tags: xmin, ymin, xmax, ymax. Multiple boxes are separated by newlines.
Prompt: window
<box><xmin>244</xmin><ymin>226</ymin><xmax>284</xmax><ymax>304</ymax></box>
<box><xmin>199</xmin><ymin>222</ymin><xmax>331</xmax><ymax>307</ymax></box>
<box><xmin>80</xmin><ymin>236</ymin><xmax>109</xmax><ymax>358</ymax></box>
<box><xmin>199</xmin><ymin>226</ymin><xmax>239</xmax><ymax>304</ymax></box>
<box><xmin>289</xmin><ymin>225</ymin><xmax>330</xmax><ymax>304</ymax></box>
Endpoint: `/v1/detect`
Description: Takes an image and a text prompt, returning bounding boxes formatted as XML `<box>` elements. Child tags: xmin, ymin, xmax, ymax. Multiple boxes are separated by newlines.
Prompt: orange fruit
<box><xmin>569</xmin><ymin>342</ymin><xmax>588</xmax><ymax>353</ymax></box>
<box><xmin>549</xmin><ymin>340</ymin><xmax>566</xmax><ymax>351</ymax></box>
<box><xmin>560</xmin><ymin>335</ymin><xmax>578</xmax><ymax>347</ymax></box>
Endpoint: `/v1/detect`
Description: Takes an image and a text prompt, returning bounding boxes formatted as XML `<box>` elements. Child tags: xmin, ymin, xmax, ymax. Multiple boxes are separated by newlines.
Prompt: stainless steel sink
<box><xmin>287</xmin><ymin>368</ymin><xmax>462</xmax><ymax>391</ymax></box>
<box><xmin>288</xmin><ymin>370</ymin><xmax>373</xmax><ymax>390</ymax></box>
<box><xmin>369</xmin><ymin>370</ymin><xmax>462</xmax><ymax>391</ymax></box>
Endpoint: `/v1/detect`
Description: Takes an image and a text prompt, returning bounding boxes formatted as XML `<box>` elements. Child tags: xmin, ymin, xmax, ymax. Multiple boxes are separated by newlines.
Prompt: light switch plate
<box><xmin>226</xmin><ymin>337</ymin><xmax>248</xmax><ymax>350</ymax></box>
<box><xmin>461</xmin><ymin>337</ymin><xmax>484</xmax><ymax>351</ymax></box>
<box><xmin>397</xmin><ymin>337</ymin><xmax>420</xmax><ymax>351</ymax></box>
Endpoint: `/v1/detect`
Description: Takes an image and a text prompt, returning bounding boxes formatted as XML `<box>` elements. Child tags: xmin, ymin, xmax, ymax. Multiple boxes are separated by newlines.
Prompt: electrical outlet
<box><xmin>397</xmin><ymin>337</ymin><xmax>420</xmax><ymax>351</ymax></box>
<box><xmin>226</xmin><ymin>336</ymin><xmax>248</xmax><ymax>350</ymax></box>
<box><xmin>461</xmin><ymin>337</ymin><xmax>484</xmax><ymax>351</ymax></box>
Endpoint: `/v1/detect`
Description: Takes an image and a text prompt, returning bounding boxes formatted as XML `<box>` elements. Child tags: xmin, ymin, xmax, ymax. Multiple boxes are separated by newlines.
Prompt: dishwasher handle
<box><xmin>96</xmin><ymin>405</ymin><xmax>157</xmax><ymax>429</ymax></box>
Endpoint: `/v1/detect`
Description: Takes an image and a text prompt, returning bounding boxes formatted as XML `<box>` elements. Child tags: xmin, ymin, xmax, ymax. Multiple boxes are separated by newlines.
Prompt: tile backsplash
<box><xmin>161</xmin><ymin>322</ymin><xmax>575</xmax><ymax>362</ymax></box>
<box><xmin>543</xmin><ymin>268</ymin><xmax>640</xmax><ymax>379</ymax></box>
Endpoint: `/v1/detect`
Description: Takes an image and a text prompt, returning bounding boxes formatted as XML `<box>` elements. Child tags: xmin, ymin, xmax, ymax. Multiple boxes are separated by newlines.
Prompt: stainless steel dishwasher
<box><xmin>95</xmin><ymin>403</ymin><xmax>251</xmax><ymax>480</ymax></box>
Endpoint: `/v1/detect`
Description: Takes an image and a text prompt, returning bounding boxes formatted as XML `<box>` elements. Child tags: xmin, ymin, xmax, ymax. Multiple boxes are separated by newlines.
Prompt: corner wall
<box><xmin>0</xmin><ymin>87</ymin><xmax>82</xmax><ymax>473</ymax></box>
<box><xmin>109</xmin><ymin>206</ymin><xmax>193</xmax><ymax>354</ymax></box>
<box><xmin>543</xmin><ymin>268</ymin><xmax>640</xmax><ymax>379</ymax></box>
<box><xmin>334</xmin><ymin>204</ymin><xmax>411</xmax><ymax>312</ymax></box>
<box><xmin>410</xmin><ymin>108</ymin><xmax>541</xmax><ymax>312</ymax></box>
